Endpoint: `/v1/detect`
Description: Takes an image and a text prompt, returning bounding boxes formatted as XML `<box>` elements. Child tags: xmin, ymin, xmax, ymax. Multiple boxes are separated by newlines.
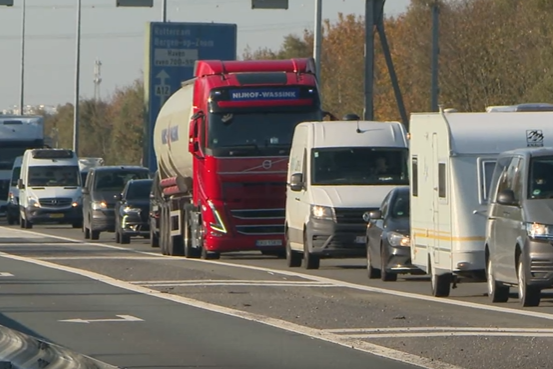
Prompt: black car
<box><xmin>82</xmin><ymin>166</ymin><xmax>150</xmax><ymax>240</ymax></box>
<box><xmin>148</xmin><ymin>171</ymin><xmax>161</xmax><ymax>248</ymax></box>
<box><xmin>364</xmin><ymin>186</ymin><xmax>422</xmax><ymax>281</ymax></box>
<box><xmin>114</xmin><ymin>179</ymin><xmax>153</xmax><ymax>244</ymax></box>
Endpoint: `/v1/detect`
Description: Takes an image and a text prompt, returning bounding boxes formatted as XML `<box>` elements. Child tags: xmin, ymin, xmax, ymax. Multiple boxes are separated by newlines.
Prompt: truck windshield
<box><xmin>207</xmin><ymin>110</ymin><xmax>321</xmax><ymax>156</ymax></box>
<box><xmin>528</xmin><ymin>156</ymin><xmax>553</xmax><ymax>199</ymax></box>
<box><xmin>311</xmin><ymin>147</ymin><xmax>409</xmax><ymax>186</ymax></box>
<box><xmin>28</xmin><ymin>165</ymin><xmax>80</xmax><ymax>187</ymax></box>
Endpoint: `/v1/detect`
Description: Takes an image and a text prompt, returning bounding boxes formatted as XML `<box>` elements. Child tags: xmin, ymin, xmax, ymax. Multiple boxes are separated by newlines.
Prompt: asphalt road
<box><xmin>1</xmin><ymin>222</ymin><xmax>553</xmax><ymax>369</ymax></box>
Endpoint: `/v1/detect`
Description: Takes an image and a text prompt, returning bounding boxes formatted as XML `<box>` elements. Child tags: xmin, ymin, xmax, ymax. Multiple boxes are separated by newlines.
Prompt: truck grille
<box><xmin>39</xmin><ymin>198</ymin><xmax>72</xmax><ymax>207</ymax></box>
<box><xmin>235</xmin><ymin>224</ymin><xmax>284</xmax><ymax>235</ymax></box>
<box><xmin>334</xmin><ymin>207</ymin><xmax>377</xmax><ymax>224</ymax></box>
<box><xmin>230</xmin><ymin>208</ymin><xmax>284</xmax><ymax>220</ymax></box>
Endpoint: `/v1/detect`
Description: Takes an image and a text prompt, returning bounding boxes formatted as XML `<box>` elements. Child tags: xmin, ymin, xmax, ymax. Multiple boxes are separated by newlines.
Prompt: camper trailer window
<box><xmin>528</xmin><ymin>156</ymin><xmax>553</xmax><ymax>199</ymax></box>
<box><xmin>411</xmin><ymin>157</ymin><xmax>418</xmax><ymax>197</ymax></box>
<box><xmin>438</xmin><ymin>163</ymin><xmax>446</xmax><ymax>198</ymax></box>
<box><xmin>480</xmin><ymin>160</ymin><xmax>497</xmax><ymax>202</ymax></box>
<box><xmin>310</xmin><ymin>147</ymin><xmax>409</xmax><ymax>186</ymax></box>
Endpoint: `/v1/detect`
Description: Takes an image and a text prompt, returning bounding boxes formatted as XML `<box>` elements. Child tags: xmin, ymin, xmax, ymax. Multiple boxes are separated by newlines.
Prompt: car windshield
<box><xmin>126</xmin><ymin>181</ymin><xmax>153</xmax><ymax>200</ymax></box>
<box><xmin>207</xmin><ymin>110</ymin><xmax>321</xmax><ymax>157</ymax></box>
<box><xmin>11</xmin><ymin>166</ymin><xmax>21</xmax><ymax>186</ymax></box>
<box><xmin>391</xmin><ymin>191</ymin><xmax>410</xmax><ymax>218</ymax></box>
<box><xmin>528</xmin><ymin>156</ymin><xmax>553</xmax><ymax>199</ymax></box>
<box><xmin>311</xmin><ymin>147</ymin><xmax>409</xmax><ymax>186</ymax></box>
<box><xmin>95</xmin><ymin>170</ymin><xmax>149</xmax><ymax>191</ymax></box>
<box><xmin>28</xmin><ymin>165</ymin><xmax>80</xmax><ymax>187</ymax></box>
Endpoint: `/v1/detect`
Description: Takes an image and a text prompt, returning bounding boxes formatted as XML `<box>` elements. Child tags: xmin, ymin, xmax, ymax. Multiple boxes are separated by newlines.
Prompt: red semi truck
<box><xmin>151</xmin><ymin>58</ymin><xmax>325</xmax><ymax>259</ymax></box>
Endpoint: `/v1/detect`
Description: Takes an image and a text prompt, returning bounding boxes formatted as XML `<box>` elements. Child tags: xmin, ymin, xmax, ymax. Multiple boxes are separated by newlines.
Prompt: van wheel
<box><xmin>303</xmin><ymin>233</ymin><xmax>320</xmax><ymax>270</ymax></box>
<box><xmin>430</xmin><ymin>263</ymin><xmax>451</xmax><ymax>297</ymax></box>
<box><xmin>90</xmin><ymin>230</ymin><xmax>100</xmax><ymax>240</ymax></box>
<box><xmin>150</xmin><ymin>227</ymin><xmax>159</xmax><ymax>248</ymax></box>
<box><xmin>487</xmin><ymin>257</ymin><xmax>509</xmax><ymax>303</ymax></box>
<box><xmin>366</xmin><ymin>244</ymin><xmax>380</xmax><ymax>279</ymax></box>
<box><xmin>518</xmin><ymin>258</ymin><xmax>540</xmax><ymax>307</ymax></box>
<box><xmin>285</xmin><ymin>228</ymin><xmax>302</xmax><ymax>267</ymax></box>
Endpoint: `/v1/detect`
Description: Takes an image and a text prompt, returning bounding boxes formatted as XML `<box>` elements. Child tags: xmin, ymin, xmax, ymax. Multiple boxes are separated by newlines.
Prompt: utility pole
<box><xmin>363</xmin><ymin>0</ymin><xmax>376</xmax><ymax>121</ymax></box>
<box><xmin>73</xmin><ymin>0</ymin><xmax>82</xmax><ymax>155</ymax></box>
<box><xmin>19</xmin><ymin>0</ymin><xmax>25</xmax><ymax>115</ymax></box>
<box><xmin>313</xmin><ymin>0</ymin><xmax>322</xmax><ymax>88</ymax></box>
<box><xmin>431</xmin><ymin>1</ymin><xmax>440</xmax><ymax>112</ymax></box>
<box><xmin>161</xmin><ymin>0</ymin><xmax>167</xmax><ymax>22</ymax></box>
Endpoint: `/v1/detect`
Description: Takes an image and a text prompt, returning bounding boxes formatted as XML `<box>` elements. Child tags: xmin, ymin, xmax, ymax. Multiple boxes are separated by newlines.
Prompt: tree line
<box><xmin>44</xmin><ymin>0</ymin><xmax>551</xmax><ymax>163</ymax></box>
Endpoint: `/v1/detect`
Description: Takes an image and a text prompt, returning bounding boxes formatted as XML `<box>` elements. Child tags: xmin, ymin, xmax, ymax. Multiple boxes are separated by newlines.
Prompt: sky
<box><xmin>0</xmin><ymin>0</ymin><xmax>411</xmax><ymax>109</ymax></box>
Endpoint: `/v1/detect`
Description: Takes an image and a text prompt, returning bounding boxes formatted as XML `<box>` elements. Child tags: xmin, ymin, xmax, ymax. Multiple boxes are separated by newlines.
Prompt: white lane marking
<box><xmin>0</xmin><ymin>272</ymin><xmax>14</xmax><ymax>277</ymax></box>
<box><xmin>139</xmin><ymin>282</ymin><xmax>338</xmax><ymax>287</ymax></box>
<box><xmin>0</xmin><ymin>251</ymin><xmax>462</xmax><ymax>369</ymax></box>
<box><xmin>130</xmin><ymin>279</ymin><xmax>333</xmax><ymax>285</ymax></box>
<box><xmin>36</xmin><ymin>256</ymin><xmax>171</xmax><ymax>260</ymax></box>
<box><xmin>6</xmin><ymin>226</ymin><xmax>553</xmax><ymax>322</ymax></box>
<box><xmin>59</xmin><ymin>314</ymin><xmax>143</xmax><ymax>324</ymax></box>
<box><xmin>338</xmin><ymin>332</ymin><xmax>553</xmax><ymax>339</ymax></box>
<box><xmin>327</xmin><ymin>327</ymin><xmax>553</xmax><ymax>333</ymax></box>
<box><xmin>0</xmin><ymin>243</ymin><xmax>81</xmax><ymax>246</ymax></box>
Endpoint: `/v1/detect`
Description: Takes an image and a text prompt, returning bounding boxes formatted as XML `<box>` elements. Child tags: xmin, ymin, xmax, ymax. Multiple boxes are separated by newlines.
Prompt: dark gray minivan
<box><xmin>82</xmin><ymin>166</ymin><xmax>150</xmax><ymax>240</ymax></box>
<box><xmin>485</xmin><ymin>147</ymin><xmax>553</xmax><ymax>307</ymax></box>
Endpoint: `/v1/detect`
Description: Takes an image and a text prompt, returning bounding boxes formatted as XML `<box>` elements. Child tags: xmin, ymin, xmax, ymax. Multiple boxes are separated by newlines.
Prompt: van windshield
<box><xmin>94</xmin><ymin>170</ymin><xmax>149</xmax><ymax>191</ymax></box>
<box><xmin>311</xmin><ymin>147</ymin><xmax>409</xmax><ymax>186</ymax></box>
<box><xmin>528</xmin><ymin>156</ymin><xmax>553</xmax><ymax>199</ymax></box>
<box><xmin>28</xmin><ymin>165</ymin><xmax>80</xmax><ymax>187</ymax></box>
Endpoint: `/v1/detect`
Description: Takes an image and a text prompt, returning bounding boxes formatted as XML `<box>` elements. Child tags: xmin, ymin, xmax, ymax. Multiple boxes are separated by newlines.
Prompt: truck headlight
<box><xmin>91</xmin><ymin>201</ymin><xmax>107</xmax><ymax>210</ymax></box>
<box><xmin>311</xmin><ymin>205</ymin><xmax>335</xmax><ymax>221</ymax></box>
<box><xmin>387</xmin><ymin>231</ymin><xmax>410</xmax><ymax>247</ymax></box>
<box><xmin>526</xmin><ymin>223</ymin><xmax>553</xmax><ymax>239</ymax></box>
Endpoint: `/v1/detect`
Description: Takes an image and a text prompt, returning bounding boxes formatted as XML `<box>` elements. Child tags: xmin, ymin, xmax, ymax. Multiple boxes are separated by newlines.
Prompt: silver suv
<box><xmin>485</xmin><ymin>147</ymin><xmax>553</xmax><ymax>307</ymax></box>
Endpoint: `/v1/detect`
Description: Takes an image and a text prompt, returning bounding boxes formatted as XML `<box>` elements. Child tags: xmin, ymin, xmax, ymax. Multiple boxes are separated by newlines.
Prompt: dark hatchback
<box><xmin>82</xmin><ymin>166</ymin><xmax>150</xmax><ymax>240</ymax></box>
<box><xmin>364</xmin><ymin>186</ymin><xmax>423</xmax><ymax>281</ymax></box>
<box><xmin>114</xmin><ymin>179</ymin><xmax>153</xmax><ymax>244</ymax></box>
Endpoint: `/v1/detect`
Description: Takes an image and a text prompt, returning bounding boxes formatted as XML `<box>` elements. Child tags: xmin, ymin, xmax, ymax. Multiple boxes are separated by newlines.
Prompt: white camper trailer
<box><xmin>409</xmin><ymin>110</ymin><xmax>553</xmax><ymax>297</ymax></box>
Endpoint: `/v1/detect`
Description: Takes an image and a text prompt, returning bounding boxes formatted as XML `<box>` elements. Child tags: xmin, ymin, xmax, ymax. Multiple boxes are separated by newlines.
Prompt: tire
<box><xmin>90</xmin><ymin>230</ymin><xmax>100</xmax><ymax>240</ymax></box>
<box><xmin>366</xmin><ymin>243</ymin><xmax>380</xmax><ymax>279</ymax></box>
<box><xmin>285</xmin><ymin>228</ymin><xmax>302</xmax><ymax>268</ymax></box>
<box><xmin>430</xmin><ymin>262</ymin><xmax>451</xmax><ymax>297</ymax></box>
<box><xmin>303</xmin><ymin>232</ymin><xmax>320</xmax><ymax>270</ymax></box>
<box><xmin>380</xmin><ymin>247</ymin><xmax>397</xmax><ymax>282</ymax></box>
<box><xmin>487</xmin><ymin>257</ymin><xmax>509</xmax><ymax>303</ymax></box>
<box><xmin>121</xmin><ymin>233</ymin><xmax>131</xmax><ymax>245</ymax></box>
<box><xmin>115</xmin><ymin>229</ymin><xmax>121</xmax><ymax>244</ymax></box>
<box><xmin>83</xmin><ymin>227</ymin><xmax>90</xmax><ymax>239</ymax></box>
<box><xmin>150</xmin><ymin>226</ymin><xmax>159</xmax><ymax>248</ymax></box>
<box><xmin>184</xmin><ymin>213</ymin><xmax>200</xmax><ymax>258</ymax></box>
<box><xmin>518</xmin><ymin>258</ymin><xmax>540</xmax><ymax>307</ymax></box>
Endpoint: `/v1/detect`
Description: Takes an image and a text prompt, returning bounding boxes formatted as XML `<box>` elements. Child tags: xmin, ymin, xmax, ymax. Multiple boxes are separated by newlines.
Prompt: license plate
<box><xmin>256</xmin><ymin>239</ymin><xmax>283</xmax><ymax>247</ymax></box>
<box><xmin>354</xmin><ymin>236</ymin><xmax>367</xmax><ymax>244</ymax></box>
<box><xmin>49</xmin><ymin>213</ymin><xmax>64</xmax><ymax>219</ymax></box>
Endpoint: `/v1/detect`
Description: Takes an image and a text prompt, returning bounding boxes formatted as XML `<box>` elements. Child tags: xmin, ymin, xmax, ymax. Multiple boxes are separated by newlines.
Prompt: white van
<box><xmin>409</xmin><ymin>109</ymin><xmax>553</xmax><ymax>298</ymax></box>
<box><xmin>18</xmin><ymin>148</ymin><xmax>83</xmax><ymax>229</ymax></box>
<box><xmin>6</xmin><ymin>156</ymin><xmax>23</xmax><ymax>225</ymax></box>
<box><xmin>285</xmin><ymin>120</ymin><xmax>409</xmax><ymax>270</ymax></box>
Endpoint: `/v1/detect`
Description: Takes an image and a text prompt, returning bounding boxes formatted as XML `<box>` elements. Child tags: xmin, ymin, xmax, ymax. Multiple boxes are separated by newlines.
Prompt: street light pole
<box><xmin>313</xmin><ymin>0</ymin><xmax>322</xmax><ymax>84</ymax></box>
<box><xmin>19</xmin><ymin>0</ymin><xmax>25</xmax><ymax>115</ymax></box>
<box><xmin>73</xmin><ymin>0</ymin><xmax>81</xmax><ymax>155</ymax></box>
<box><xmin>161</xmin><ymin>0</ymin><xmax>167</xmax><ymax>22</ymax></box>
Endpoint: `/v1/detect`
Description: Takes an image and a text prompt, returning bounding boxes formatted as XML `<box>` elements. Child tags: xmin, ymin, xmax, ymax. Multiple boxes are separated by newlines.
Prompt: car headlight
<box><xmin>28</xmin><ymin>197</ymin><xmax>40</xmax><ymax>208</ymax></box>
<box><xmin>387</xmin><ymin>231</ymin><xmax>410</xmax><ymax>247</ymax></box>
<box><xmin>72</xmin><ymin>197</ymin><xmax>82</xmax><ymax>207</ymax></box>
<box><xmin>91</xmin><ymin>201</ymin><xmax>107</xmax><ymax>210</ymax></box>
<box><xmin>123</xmin><ymin>206</ymin><xmax>141</xmax><ymax>214</ymax></box>
<box><xmin>311</xmin><ymin>205</ymin><xmax>334</xmax><ymax>220</ymax></box>
<box><xmin>526</xmin><ymin>223</ymin><xmax>553</xmax><ymax>239</ymax></box>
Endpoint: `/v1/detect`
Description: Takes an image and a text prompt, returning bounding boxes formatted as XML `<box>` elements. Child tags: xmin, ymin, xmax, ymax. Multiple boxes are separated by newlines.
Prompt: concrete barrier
<box><xmin>0</xmin><ymin>324</ymin><xmax>121</xmax><ymax>369</ymax></box>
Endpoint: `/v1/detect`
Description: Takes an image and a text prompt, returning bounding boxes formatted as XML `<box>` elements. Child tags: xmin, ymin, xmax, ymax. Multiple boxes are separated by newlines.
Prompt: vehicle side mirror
<box><xmin>289</xmin><ymin>173</ymin><xmax>304</xmax><ymax>192</ymax></box>
<box><xmin>17</xmin><ymin>179</ymin><xmax>24</xmax><ymax>190</ymax></box>
<box><xmin>149</xmin><ymin>193</ymin><xmax>155</xmax><ymax>200</ymax></box>
<box><xmin>82</xmin><ymin>188</ymin><xmax>89</xmax><ymax>195</ymax></box>
<box><xmin>114</xmin><ymin>193</ymin><xmax>122</xmax><ymax>201</ymax></box>
<box><xmin>497</xmin><ymin>189</ymin><xmax>516</xmax><ymax>205</ymax></box>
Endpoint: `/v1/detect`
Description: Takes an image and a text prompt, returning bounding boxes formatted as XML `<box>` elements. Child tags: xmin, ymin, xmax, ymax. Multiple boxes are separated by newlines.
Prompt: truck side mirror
<box><xmin>17</xmin><ymin>179</ymin><xmax>24</xmax><ymax>190</ymax></box>
<box><xmin>497</xmin><ymin>189</ymin><xmax>516</xmax><ymax>205</ymax></box>
<box><xmin>289</xmin><ymin>173</ymin><xmax>304</xmax><ymax>192</ymax></box>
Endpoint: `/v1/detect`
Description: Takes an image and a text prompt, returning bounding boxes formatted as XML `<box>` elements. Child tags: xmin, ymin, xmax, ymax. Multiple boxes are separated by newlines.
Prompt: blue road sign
<box><xmin>144</xmin><ymin>22</ymin><xmax>237</xmax><ymax>173</ymax></box>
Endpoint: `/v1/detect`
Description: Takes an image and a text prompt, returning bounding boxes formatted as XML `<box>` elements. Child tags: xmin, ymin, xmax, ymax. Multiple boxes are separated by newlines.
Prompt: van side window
<box><xmin>411</xmin><ymin>156</ymin><xmax>418</xmax><ymax>197</ymax></box>
<box><xmin>438</xmin><ymin>163</ymin><xmax>446</xmax><ymax>198</ymax></box>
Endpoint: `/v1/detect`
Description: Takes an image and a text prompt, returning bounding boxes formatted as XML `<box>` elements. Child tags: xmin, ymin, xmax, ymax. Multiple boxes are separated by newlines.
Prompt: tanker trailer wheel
<box><xmin>160</xmin><ymin>206</ymin><xmax>169</xmax><ymax>255</ymax></box>
<box><xmin>191</xmin><ymin>210</ymin><xmax>219</xmax><ymax>260</ymax></box>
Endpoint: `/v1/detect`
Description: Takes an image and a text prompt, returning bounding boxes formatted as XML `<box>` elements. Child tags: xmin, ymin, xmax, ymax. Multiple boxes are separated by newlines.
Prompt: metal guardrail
<box><xmin>0</xmin><ymin>324</ymin><xmax>122</xmax><ymax>369</ymax></box>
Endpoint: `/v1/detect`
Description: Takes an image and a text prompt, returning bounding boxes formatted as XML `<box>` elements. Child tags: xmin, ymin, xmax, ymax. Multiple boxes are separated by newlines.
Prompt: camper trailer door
<box><xmin>432</xmin><ymin>133</ymin><xmax>440</xmax><ymax>265</ymax></box>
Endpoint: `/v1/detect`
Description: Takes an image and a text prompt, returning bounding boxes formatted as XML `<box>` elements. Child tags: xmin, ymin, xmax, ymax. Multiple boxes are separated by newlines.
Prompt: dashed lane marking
<box><xmin>6</xmin><ymin>226</ymin><xmax>553</xmax><ymax>323</ymax></box>
<box><xmin>35</xmin><ymin>256</ymin><xmax>171</xmax><ymax>260</ymax></box>
<box><xmin>0</xmin><ymin>251</ymin><xmax>462</xmax><ymax>369</ymax></box>
<box><xmin>326</xmin><ymin>327</ymin><xmax>553</xmax><ymax>339</ymax></box>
